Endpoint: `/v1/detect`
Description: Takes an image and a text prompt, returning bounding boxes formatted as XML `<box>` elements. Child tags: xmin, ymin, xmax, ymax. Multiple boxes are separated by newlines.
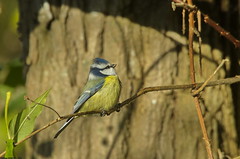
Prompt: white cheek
<box><xmin>111</xmin><ymin>68</ymin><xmax>117</xmax><ymax>75</ymax></box>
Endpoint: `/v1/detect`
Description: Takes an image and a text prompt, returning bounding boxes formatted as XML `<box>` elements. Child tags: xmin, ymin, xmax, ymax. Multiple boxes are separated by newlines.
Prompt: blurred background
<box><xmin>0</xmin><ymin>0</ymin><xmax>25</xmax><ymax>156</ymax></box>
<box><xmin>0</xmin><ymin>0</ymin><xmax>240</xmax><ymax>158</ymax></box>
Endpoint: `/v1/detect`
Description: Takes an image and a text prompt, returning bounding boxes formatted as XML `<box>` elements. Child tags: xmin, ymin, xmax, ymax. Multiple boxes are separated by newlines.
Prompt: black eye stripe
<box><xmin>97</xmin><ymin>66</ymin><xmax>110</xmax><ymax>71</ymax></box>
<box><xmin>91</xmin><ymin>64</ymin><xmax>114</xmax><ymax>70</ymax></box>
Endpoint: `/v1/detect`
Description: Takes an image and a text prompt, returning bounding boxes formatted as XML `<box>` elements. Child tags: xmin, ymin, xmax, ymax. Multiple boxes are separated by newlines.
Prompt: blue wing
<box><xmin>72</xmin><ymin>79</ymin><xmax>105</xmax><ymax>113</ymax></box>
<box><xmin>54</xmin><ymin>79</ymin><xmax>105</xmax><ymax>138</ymax></box>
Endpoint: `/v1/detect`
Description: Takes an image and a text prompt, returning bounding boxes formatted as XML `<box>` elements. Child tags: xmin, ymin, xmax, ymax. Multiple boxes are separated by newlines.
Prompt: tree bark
<box><xmin>19</xmin><ymin>0</ymin><xmax>239</xmax><ymax>159</ymax></box>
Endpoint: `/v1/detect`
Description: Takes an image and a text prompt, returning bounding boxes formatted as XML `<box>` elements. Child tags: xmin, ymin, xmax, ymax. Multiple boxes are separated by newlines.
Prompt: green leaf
<box><xmin>8</xmin><ymin>90</ymin><xmax>50</xmax><ymax>143</ymax></box>
<box><xmin>5</xmin><ymin>139</ymin><xmax>15</xmax><ymax>158</ymax></box>
<box><xmin>5</xmin><ymin>91</ymin><xmax>11</xmax><ymax>139</ymax></box>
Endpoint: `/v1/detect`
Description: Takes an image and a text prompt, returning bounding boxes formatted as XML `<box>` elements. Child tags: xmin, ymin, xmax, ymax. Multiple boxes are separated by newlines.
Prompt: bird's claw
<box><xmin>100</xmin><ymin>110</ymin><xmax>108</xmax><ymax>116</ymax></box>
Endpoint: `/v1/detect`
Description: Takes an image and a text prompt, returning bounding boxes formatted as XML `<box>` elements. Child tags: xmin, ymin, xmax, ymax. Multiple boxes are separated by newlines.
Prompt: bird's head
<box><xmin>88</xmin><ymin>58</ymin><xmax>117</xmax><ymax>80</ymax></box>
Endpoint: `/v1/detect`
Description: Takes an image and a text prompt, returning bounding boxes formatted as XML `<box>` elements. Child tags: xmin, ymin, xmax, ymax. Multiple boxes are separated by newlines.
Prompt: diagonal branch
<box><xmin>187</xmin><ymin>0</ymin><xmax>214</xmax><ymax>158</ymax></box>
<box><xmin>0</xmin><ymin>76</ymin><xmax>240</xmax><ymax>157</ymax></box>
<box><xmin>172</xmin><ymin>0</ymin><xmax>240</xmax><ymax>48</ymax></box>
<box><xmin>192</xmin><ymin>59</ymin><xmax>228</xmax><ymax>96</ymax></box>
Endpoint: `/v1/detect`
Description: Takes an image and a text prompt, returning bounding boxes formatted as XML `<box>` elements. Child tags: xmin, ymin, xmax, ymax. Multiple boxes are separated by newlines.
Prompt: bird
<box><xmin>54</xmin><ymin>58</ymin><xmax>121</xmax><ymax>138</ymax></box>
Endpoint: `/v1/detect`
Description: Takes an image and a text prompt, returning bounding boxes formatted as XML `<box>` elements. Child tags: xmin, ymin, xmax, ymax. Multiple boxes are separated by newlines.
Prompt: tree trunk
<box><xmin>19</xmin><ymin>0</ymin><xmax>239</xmax><ymax>159</ymax></box>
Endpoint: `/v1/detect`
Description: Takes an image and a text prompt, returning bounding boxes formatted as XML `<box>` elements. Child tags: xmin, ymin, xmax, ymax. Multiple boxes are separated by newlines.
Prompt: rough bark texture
<box><xmin>18</xmin><ymin>0</ymin><xmax>239</xmax><ymax>159</ymax></box>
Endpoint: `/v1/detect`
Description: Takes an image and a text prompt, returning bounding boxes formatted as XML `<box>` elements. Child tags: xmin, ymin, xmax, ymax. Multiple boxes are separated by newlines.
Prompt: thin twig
<box><xmin>0</xmin><ymin>76</ymin><xmax>240</xmax><ymax>157</ymax></box>
<box><xmin>197</xmin><ymin>10</ymin><xmax>202</xmax><ymax>75</ymax></box>
<box><xmin>182</xmin><ymin>0</ymin><xmax>186</xmax><ymax>34</ymax></box>
<box><xmin>203</xmin><ymin>14</ymin><xmax>240</xmax><ymax>48</ymax></box>
<box><xmin>61</xmin><ymin>76</ymin><xmax>240</xmax><ymax>117</ymax></box>
<box><xmin>192</xmin><ymin>59</ymin><xmax>229</xmax><ymax>96</ymax></box>
<box><xmin>24</xmin><ymin>96</ymin><xmax>61</xmax><ymax>118</ymax></box>
<box><xmin>172</xmin><ymin>0</ymin><xmax>240</xmax><ymax>48</ymax></box>
<box><xmin>187</xmin><ymin>0</ymin><xmax>214</xmax><ymax>158</ymax></box>
<box><xmin>187</xmin><ymin>0</ymin><xmax>196</xmax><ymax>84</ymax></box>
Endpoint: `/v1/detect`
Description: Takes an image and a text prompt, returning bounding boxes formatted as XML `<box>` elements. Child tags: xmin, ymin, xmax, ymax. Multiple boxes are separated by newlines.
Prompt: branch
<box><xmin>187</xmin><ymin>0</ymin><xmax>214</xmax><ymax>158</ymax></box>
<box><xmin>55</xmin><ymin>76</ymin><xmax>240</xmax><ymax>120</ymax></box>
<box><xmin>203</xmin><ymin>14</ymin><xmax>240</xmax><ymax>48</ymax></box>
<box><xmin>172</xmin><ymin>0</ymin><xmax>240</xmax><ymax>48</ymax></box>
<box><xmin>0</xmin><ymin>76</ymin><xmax>240</xmax><ymax>157</ymax></box>
<box><xmin>192</xmin><ymin>59</ymin><xmax>228</xmax><ymax>96</ymax></box>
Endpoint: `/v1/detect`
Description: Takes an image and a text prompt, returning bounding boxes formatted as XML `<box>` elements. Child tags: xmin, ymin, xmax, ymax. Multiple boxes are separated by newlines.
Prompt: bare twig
<box><xmin>188</xmin><ymin>0</ymin><xmax>196</xmax><ymax>84</ymax></box>
<box><xmin>187</xmin><ymin>0</ymin><xmax>214</xmax><ymax>158</ymax></box>
<box><xmin>197</xmin><ymin>10</ymin><xmax>202</xmax><ymax>75</ymax></box>
<box><xmin>24</xmin><ymin>96</ymin><xmax>61</xmax><ymax>118</ymax></box>
<box><xmin>192</xmin><ymin>59</ymin><xmax>228</xmax><ymax>96</ymax></box>
<box><xmin>172</xmin><ymin>0</ymin><xmax>197</xmax><ymax>11</ymax></box>
<box><xmin>182</xmin><ymin>0</ymin><xmax>186</xmax><ymax>34</ymax></box>
<box><xmin>172</xmin><ymin>0</ymin><xmax>240</xmax><ymax>48</ymax></box>
<box><xmin>203</xmin><ymin>15</ymin><xmax>240</xmax><ymax>48</ymax></box>
<box><xmin>0</xmin><ymin>76</ymin><xmax>240</xmax><ymax>157</ymax></box>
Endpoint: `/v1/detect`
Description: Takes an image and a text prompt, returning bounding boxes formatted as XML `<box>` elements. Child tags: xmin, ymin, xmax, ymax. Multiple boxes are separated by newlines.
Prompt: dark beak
<box><xmin>111</xmin><ymin>64</ymin><xmax>117</xmax><ymax>68</ymax></box>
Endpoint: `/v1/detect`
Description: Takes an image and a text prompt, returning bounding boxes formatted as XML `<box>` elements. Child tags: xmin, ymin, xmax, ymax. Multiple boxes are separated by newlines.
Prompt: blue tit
<box><xmin>54</xmin><ymin>58</ymin><xmax>121</xmax><ymax>138</ymax></box>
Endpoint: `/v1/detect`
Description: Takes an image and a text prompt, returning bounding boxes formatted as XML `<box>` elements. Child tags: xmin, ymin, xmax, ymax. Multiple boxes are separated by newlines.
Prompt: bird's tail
<box><xmin>54</xmin><ymin>117</ymin><xmax>74</xmax><ymax>139</ymax></box>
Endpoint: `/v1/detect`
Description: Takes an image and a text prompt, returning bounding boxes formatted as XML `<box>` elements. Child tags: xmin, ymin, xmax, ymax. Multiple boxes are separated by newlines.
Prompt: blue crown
<box><xmin>93</xmin><ymin>58</ymin><xmax>110</xmax><ymax>65</ymax></box>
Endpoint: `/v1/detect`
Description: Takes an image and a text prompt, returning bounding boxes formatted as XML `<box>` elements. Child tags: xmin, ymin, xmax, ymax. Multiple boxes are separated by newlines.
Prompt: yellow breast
<box><xmin>80</xmin><ymin>75</ymin><xmax>121</xmax><ymax>112</ymax></box>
